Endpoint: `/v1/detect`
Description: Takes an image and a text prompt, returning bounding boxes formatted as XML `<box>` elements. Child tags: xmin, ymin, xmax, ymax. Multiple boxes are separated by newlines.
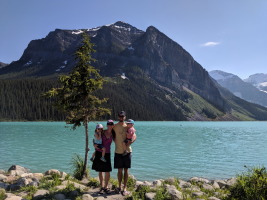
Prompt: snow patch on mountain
<box><xmin>72</xmin><ymin>30</ymin><xmax>84</xmax><ymax>35</ymax></box>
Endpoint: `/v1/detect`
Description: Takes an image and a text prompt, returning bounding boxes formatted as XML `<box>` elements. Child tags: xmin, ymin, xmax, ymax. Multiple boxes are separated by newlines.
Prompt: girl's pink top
<box><xmin>96</xmin><ymin>131</ymin><xmax>112</xmax><ymax>153</ymax></box>
<box><xmin>127</xmin><ymin>127</ymin><xmax>136</xmax><ymax>139</ymax></box>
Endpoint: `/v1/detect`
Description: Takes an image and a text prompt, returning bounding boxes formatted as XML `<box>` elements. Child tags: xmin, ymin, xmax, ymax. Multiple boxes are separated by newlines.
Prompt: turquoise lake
<box><xmin>0</xmin><ymin>121</ymin><xmax>267</xmax><ymax>181</ymax></box>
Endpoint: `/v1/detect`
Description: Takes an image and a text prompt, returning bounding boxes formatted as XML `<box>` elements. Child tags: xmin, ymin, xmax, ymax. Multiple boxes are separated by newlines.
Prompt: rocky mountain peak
<box><xmin>209</xmin><ymin>70</ymin><xmax>239</xmax><ymax>81</ymax></box>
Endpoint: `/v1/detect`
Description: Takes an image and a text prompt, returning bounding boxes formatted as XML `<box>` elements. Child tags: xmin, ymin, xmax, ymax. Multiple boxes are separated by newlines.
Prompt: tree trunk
<box><xmin>83</xmin><ymin>119</ymin><xmax>89</xmax><ymax>178</ymax></box>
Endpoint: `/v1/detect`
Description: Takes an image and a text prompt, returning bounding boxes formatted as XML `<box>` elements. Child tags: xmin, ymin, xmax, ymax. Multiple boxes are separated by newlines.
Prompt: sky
<box><xmin>1</xmin><ymin>0</ymin><xmax>266</xmax><ymax>79</ymax></box>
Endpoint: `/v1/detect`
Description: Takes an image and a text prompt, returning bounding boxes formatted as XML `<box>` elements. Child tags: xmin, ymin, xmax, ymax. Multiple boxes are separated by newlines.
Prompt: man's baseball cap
<box><xmin>118</xmin><ymin>111</ymin><xmax>126</xmax><ymax>117</ymax></box>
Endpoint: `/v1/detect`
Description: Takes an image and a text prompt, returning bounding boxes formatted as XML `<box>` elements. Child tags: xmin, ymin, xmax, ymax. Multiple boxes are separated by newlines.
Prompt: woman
<box><xmin>92</xmin><ymin>119</ymin><xmax>114</xmax><ymax>194</ymax></box>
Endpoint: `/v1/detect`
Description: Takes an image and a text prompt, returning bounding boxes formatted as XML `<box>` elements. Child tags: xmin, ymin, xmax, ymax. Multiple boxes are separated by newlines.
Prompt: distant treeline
<box><xmin>0</xmin><ymin>77</ymin><xmax>186</xmax><ymax>121</ymax></box>
<box><xmin>0</xmin><ymin>79</ymin><xmax>65</xmax><ymax>121</ymax></box>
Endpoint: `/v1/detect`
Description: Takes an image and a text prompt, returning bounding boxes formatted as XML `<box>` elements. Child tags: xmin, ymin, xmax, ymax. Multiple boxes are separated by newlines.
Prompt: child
<box><xmin>123</xmin><ymin>119</ymin><xmax>136</xmax><ymax>156</ymax></box>
<box><xmin>90</xmin><ymin>124</ymin><xmax>106</xmax><ymax>162</ymax></box>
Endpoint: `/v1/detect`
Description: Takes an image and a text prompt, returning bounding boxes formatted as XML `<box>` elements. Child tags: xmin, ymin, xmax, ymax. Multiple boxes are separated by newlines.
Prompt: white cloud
<box><xmin>201</xmin><ymin>42</ymin><xmax>221</xmax><ymax>47</ymax></box>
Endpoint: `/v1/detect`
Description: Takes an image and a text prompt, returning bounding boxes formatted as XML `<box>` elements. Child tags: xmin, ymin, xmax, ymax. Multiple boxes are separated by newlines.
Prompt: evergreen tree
<box><xmin>44</xmin><ymin>33</ymin><xmax>110</xmax><ymax>179</ymax></box>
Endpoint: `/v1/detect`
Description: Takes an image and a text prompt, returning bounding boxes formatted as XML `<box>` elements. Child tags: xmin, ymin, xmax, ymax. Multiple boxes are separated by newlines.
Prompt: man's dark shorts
<box><xmin>114</xmin><ymin>153</ymin><xmax>131</xmax><ymax>169</ymax></box>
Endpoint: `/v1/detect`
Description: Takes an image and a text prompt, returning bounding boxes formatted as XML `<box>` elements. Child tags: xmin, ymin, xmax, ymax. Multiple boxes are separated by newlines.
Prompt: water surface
<box><xmin>0</xmin><ymin>121</ymin><xmax>266</xmax><ymax>181</ymax></box>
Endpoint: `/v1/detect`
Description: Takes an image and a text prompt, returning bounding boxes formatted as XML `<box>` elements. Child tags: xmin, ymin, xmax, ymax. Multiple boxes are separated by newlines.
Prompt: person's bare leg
<box><xmin>123</xmin><ymin>168</ymin><xmax>129</xmax><ymax>191</ymax></box>
<box><xmin>117</xmin><ymin>168</ymin><xmax>123</xmax><ymax>190</ymax></box>
<box><xmin>99</xmin><ymin>172</ymin><xmax>104</xmax><ymax>188</ymax></box>
<box><xmin>104</xmin><ymin>172</ymin><xmax>110</xmax><ymax>188</ymax></box>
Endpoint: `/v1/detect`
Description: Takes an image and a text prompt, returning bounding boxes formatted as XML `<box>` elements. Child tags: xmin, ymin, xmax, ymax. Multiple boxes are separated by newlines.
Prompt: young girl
<box><xmin>90</xmin><ymin>124</ymin><xmax>106</xmax><ymax>162</ymax></box>
<box><xmin>122</xmin><ymin>119</ymin><xmax>136</xmax><ymax>156</ymax></box>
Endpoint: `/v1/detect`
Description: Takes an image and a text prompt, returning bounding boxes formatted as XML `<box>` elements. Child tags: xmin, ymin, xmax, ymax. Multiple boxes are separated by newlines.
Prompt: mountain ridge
<box><xmin>1</xmin><ymin>21</ymin><xmax>267</xmax><ymax>121</ymax></box>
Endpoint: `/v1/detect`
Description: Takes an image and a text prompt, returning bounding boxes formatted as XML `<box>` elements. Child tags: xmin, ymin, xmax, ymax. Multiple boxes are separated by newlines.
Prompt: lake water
<box><xmin>0</xmin><ymin>121</ymin><xmax>267</xmax><ymax>181</ymax></box>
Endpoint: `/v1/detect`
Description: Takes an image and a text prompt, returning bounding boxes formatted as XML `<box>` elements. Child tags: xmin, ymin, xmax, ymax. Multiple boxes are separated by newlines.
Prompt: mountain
<box><xmin>1</xmin><ymin>21</ymin><xmax>267</xmax><ymax>121</ymax></box>
<box><xmin>0</xmin><ymin>62</ymin><xmax>8</xmax><ymax>69</ymax></box>
<box><xmin>244</xmin><ymin>73</ymin><xmax>267</xmax><ymax>93</ymax></box>
<box><xmin>209</xmin><ymin>70</ymin><xmax>267</xmax><ymax>107</ymax></box>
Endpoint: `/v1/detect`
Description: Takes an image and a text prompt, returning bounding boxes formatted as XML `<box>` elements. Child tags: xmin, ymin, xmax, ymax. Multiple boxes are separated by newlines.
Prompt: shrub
<box><xmin>71</xmin><ymin>154</ymin><xmax>89</xmax><ymax>180</ymax></box>
<box><xmin>87</xmin><ymin>178</ymin><xmax>100</xmax><ymax>188</ymax></box>
<box><xmin>225</xmin><ymin>166</ymin><xmax>267</xmax><ymax>200</ymax></box>
<box><xmin>0</xmin><ymin>190</ymin><xmax>6</xmax><ymax>200</ymax></box>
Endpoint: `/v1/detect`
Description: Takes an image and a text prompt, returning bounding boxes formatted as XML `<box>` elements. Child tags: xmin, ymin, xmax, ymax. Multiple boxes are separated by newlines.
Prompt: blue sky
<box><xmin>1</xmin><ymin>0</ymin><xmax>266</xmax><ymax>79</ymax></box>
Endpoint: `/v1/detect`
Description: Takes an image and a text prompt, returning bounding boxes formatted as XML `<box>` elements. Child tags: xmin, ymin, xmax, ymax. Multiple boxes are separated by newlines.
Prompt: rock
<box><xmin>69</xmin><ymin>190</ymin><xmax>80</xmax><ymax>198</ymax></box>
<box><xmin>61</xmin><ymin>171</ymin><xmax>68</xmax><ymax>179</ymax></box>
<box><xmin>8</xmin><ymin>165</ymin><xmax>29</xmax><ymax>176</ymax></box>
<box><xmin>202</xmin><ymin>183</ymin><xmax>214</xmax><ymax>191</ymax></box>
<box><xmin>190</xmin><ymin>177</ymin><xmax>210</xmax><ymax>184</ymax></box>
<box><xmin>55</xmin><ymin>185</ymin><xmax>67</xmax><ymax>190</ymax></box>
<box><xmin>6</xmin><ymin>183</ymin><xmax>21</xmax><ymax>191</ymax></box>
<box><xmin>166</xmin><ymin>185</ymin><xmax>183</xmax><ymax>200</ymax></box>
<box><xmin>166</xmin><ymin>177</ymin><xmax>178</xmax><ymax>185</ymax></box>
<box><xmin>208</xmin><ymin>197</ymin><xmax>221</xmax><ymax>200</ymax></box>
<box><xmin>211</xmin><ymin>181</ymin><xmax>220</xmax><ymax>189</ymax></box>
<box><xmin>152</xmin><ymin>180</ymin><xmax>162</xmax><ymax>187</ymax></box>
<box><xmin>28</xmin><ymin>181</ymin><xmax>39</xmax><ymax>187</ymax></box>
<box><xmin>178</xmin><ymin>180</ymin><xmax>191</xmax><ymax>189</ymax></box>
<box><xmin>54</xmin><ymin>193</ymin><xmax>66</xmax><ymax>200</ymax></box>
<box><xmin>82</xmin><ymin>194</ymin><xmax>94</xmax><ymax>200</ymax></box>
<box><xmin>192</xmin><ymin>191</ymin><xmax>205</xmax><ymax>197</ymax></box>
<box><xmin>136</xmin><ymin>181</ymin><xmax>144</xmax><ymax>186</ymax></box>
<box><xmin>226</xmin><ymin>177</ymin><xmax>237</xmax><ymax>187</ymax></box>
<box><xmin>33</xmin><ymin>189</ymin><xmax>49</xmax><ymax>198</ymax></box>
<box><xmin>4</xmin><ymin>195</ymin><xmax>22</xmax><ymax>200</ymax></box>
<box><xmin>0</xmin><ymin>169</ymin><xmax>6</xmax><ymax>174</ymax></box>
<box><xmin>0</xmin><ymin>174</ymin><xmax>7</xmax><ymax>182</ymax></box>
<box><xmin>61</xmin><ymin>180</ymin><xmax>87</xmax><ymax>190</ymax></box>
<box><xmin>16</xmin><ymin>177</ymin><xmax>30</xmax><ymax>187</ymax></box>
<box><xmin>145</xmin><ymin>192</ymin><xmax>156</xmax><ymax>200</ymax></box>
<box><xmin>20</xmin><ymin>173</ymin><xmax>33</xmax><ymax>178</ymax></box>
<box><xmin>215</xmin><ymin>180</ymin><xmax>227</xmax><ymax>188</ymax></box>
<box><xmin>136</xmin><ymin>181</ymin><xmax>153</xmax><ymax>187</ymax></box>
<box><xmin>45</xmin><ymin>169</ymin><xmax>61</xmax><ymax>176</ymax></box>
<box><xmin>32</xmin><ymin>173</ymin><xmax>44</xmax><ymax>180</ymax></box>
<box><xmin>191</xmin><ymin>185</ymin><xmax>201</xmax><ymax>192</ymax></box>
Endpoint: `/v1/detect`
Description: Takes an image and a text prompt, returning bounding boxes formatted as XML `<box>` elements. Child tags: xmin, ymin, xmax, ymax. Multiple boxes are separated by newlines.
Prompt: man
<box><xmin>113</xmin><ymin>111</ymin><xmax>136</xmax><ymax>196</ymax></box>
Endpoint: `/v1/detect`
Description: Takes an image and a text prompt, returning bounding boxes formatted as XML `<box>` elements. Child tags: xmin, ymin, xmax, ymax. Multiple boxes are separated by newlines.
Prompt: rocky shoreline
<box><xmin>0</xmin><ymin>165</ymin><xmax>236</xmax><ymax>200</ymax></box>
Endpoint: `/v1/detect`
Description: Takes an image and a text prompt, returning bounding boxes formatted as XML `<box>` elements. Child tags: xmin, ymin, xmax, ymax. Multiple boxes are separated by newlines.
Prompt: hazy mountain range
<box><xmin>209</xmin><ymin>70</ymin><xmax>267</xmax><ymax>107</ymax></box>
<box><xmin>1</xmin><ymin>21</ymin><xmax>267</xmax><ymax>121</ymax></box>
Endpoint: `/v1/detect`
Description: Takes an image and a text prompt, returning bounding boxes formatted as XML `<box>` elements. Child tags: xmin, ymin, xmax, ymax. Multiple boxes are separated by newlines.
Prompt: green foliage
<box><xmin>109</xmin><ymin>177</ymin><xmax>119</xmax><ymax>190</ymax></box>
<box><xmin>87</xmin><ymin>178</ymin><xmax>100</xmax><ymax>188</ymax></box>
<box><xmin>130</xmin><ymin>185</ymin><xmax>151</xmax><ymax>200</ymax></box>
<box><xmin>127</xmin><ymin>176</ymin><xmax>136</xmax><ymax>190</ymax></box>
<box><xmin>39</xmin><ymin>173</ymin><xmax>62</xmax><ymax>191</ymax></box>
<box><xmin>71</xmin><ymin>154</ymin><xmax>89</xmax><ymax>180</ymax></box>
<box><xmin>225</xmin><ymin>166</ymin><xmax>267</xmax><ymax>200</ymax></box>
<box><xmin>0</xmin><ymin>190</ymin><xmax>6</xmax><ymax>200</ymax></box>
<box><xmin>18</xmin><ymin>185</ymin><xmax>38</xmax><ymax>200</ymax></box>
<box><xmin>154</xmin><ymin>187</ymin><xmax>171</xmax><ymax>200</ymax></box>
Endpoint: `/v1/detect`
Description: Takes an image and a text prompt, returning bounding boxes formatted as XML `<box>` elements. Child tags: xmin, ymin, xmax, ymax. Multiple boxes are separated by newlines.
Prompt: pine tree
<box><xmin>44</xmin><ymin>33</ymin><xmax>110</xmax><ymax>179</ymax></box>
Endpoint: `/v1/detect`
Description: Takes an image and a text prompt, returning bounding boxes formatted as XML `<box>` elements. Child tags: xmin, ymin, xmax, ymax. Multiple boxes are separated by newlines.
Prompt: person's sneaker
<box><xmin>100</xmin><ymin>157</ymin><xmax>106</xmax><ymax>162</ymax></box>
<box><xmin>90</xmin><ymin>157</ymin><xmax>94</xmax><ymax>162</ymax></box>
<box><xmin>122</xmin><ymin>151</ymin><xmax>129</xmax><ymax>156</ymax></box>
